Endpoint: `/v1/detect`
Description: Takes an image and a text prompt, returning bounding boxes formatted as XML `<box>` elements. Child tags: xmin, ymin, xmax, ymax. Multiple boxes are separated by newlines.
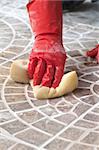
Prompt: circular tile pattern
<box><xmin>0</xmin><ymin>19</ymin><xmax>14</xmax><ymax>51</ymax></box>
<box><xmin>0</xmin><ymin>11</ymin><xmax>99</xmax><ymax>150</ymax></box>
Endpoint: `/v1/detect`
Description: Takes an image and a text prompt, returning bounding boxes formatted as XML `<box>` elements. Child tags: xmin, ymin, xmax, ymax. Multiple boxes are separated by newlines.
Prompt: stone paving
<box><xmin>0</xmin><ymin>1</ymin><xmax>99</xmax><ymax>150</ymax></box>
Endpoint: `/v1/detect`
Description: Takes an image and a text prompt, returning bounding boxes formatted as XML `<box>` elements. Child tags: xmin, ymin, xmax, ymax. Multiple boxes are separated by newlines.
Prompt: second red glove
<box><xmin>86</xmin><ymin>44</ymin><xmax>99</xmax><ymax>63</ymax></box>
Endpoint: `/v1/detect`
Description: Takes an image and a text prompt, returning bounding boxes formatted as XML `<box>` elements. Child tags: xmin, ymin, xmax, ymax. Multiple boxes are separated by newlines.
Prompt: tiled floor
<box><xmin>0</xmin><ymin>1</ymin><xmax>99</xmax><ymax>150</ymax></box>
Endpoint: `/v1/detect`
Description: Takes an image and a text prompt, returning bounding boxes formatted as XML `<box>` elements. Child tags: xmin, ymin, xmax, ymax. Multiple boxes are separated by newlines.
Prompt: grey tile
<box><xmin>16</xmin><ymin>129</ymin><xmax>50</xmax><ymax>146</ymax></box>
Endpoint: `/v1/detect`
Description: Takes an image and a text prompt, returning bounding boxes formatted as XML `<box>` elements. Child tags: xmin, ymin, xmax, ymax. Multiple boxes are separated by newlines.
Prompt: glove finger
<box><xmin>41</xmin><ymin>62</ymin><xmax>55</xmax><ymax>88</ymax></box>
<box><xmin>52</xmin><ymin>66</ymin><xmax>64</xmax><ymax>88</ymax></box>
<box><xmin>33</xmin><ymin>58</ymin><xmax>46</xmax><ymax>86</ymax></box>
<box><xmin>28</xmin><ymin>58</ymin><xmax>38</xmax><ymax>79</ymax></box>
<box><xmin>86</xmin><ymin>46</ymin><xmax>98</xmax><ymax>58</ymax></box>
<box><xmin>96</xmin><ymin>49</ymin><xmax>99</xmax><ymax>63</ymax></box>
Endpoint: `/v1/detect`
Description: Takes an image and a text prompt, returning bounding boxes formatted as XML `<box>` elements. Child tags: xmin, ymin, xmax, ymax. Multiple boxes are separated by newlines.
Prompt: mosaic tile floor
<box><xmin>0</xmin><ymin>1</ymin><xmax>99</xmax><ymax>150</ymax></box>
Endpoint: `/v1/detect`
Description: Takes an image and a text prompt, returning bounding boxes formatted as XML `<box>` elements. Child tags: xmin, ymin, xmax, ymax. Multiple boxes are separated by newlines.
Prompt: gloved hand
<box><xmin>86</xmin><ymin>44</ymin><xmax>99</xmax><ymax>63</ymax></box>
<box><xmin>27</xmin><ymin>0</ymin><xmax>67</xmax><ymax>88</ymax></box>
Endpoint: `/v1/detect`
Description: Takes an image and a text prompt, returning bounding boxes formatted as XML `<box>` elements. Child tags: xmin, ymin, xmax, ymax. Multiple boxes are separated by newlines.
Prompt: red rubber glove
<box><xmin>27</xmin><ymin>0</ymin><xmax>67</xmax><ymax>88</ymax></box>
<box><xmin>86</xmin><ymin>44</ymin><xmax>99</xmax><ymax>63</ymax></box>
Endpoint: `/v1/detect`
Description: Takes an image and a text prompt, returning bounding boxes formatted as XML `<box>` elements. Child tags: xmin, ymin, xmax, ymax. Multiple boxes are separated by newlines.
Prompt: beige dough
<box><xmin>10</xmin><ymin>59</ymin><xmax>30</xmax><ymax>84</ymax></box>
<box><xmin>10</xmin><ymin>60</ymin><xmax>78</xmax><ymax>99</ymax></box>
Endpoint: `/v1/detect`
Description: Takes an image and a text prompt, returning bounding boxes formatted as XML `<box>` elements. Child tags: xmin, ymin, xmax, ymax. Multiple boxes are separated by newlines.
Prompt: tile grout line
<box><xmin>40</xmin><ymin>101</ymin><xmax>99</xmax><ymax>148</ymax></box>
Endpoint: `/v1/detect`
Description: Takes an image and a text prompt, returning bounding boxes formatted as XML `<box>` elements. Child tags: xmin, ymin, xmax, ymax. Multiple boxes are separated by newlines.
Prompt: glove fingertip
<box><xmin>86</xmin><ymin>51</ymin><xmax>92</xmax><ymax>57</ymax></box>
<box><xmin>28</xmin><ymin>62</ymin><xmax>33</xmax><ymax>79</ymax></box>
<box><xmin>52</xmin><ymin>68</ymin><xmax>63</xmax><ymax>89</ymax></box>
<box><xmin>96</xmin><ymin>55</ymin><xmax>99</xmax><ymax>63</ymax></box>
